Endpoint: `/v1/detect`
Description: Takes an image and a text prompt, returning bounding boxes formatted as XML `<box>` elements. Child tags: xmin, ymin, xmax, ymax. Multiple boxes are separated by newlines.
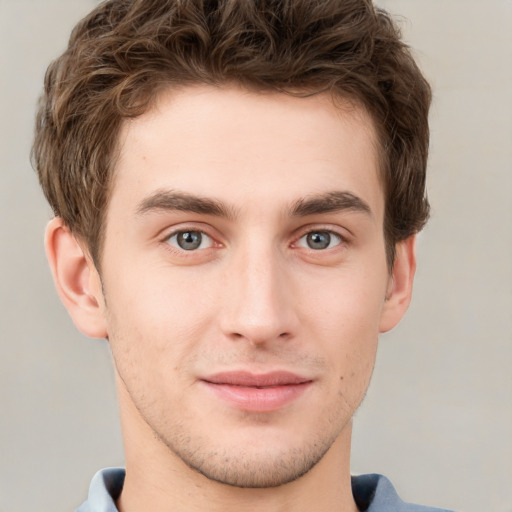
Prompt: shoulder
<box><xmin>351</xmin><ymin>473</ymin><xmax>457</xmax><ymax>512</ymax></box>
<box><xmin>76</xmin><ymin>468</ymin><xmax>125</xmax><ymax>512</ymax></box>
<box><xmin>77</xmin><ymin>468</ymin><xmax>457</xmax><ymax>512</ymax></box>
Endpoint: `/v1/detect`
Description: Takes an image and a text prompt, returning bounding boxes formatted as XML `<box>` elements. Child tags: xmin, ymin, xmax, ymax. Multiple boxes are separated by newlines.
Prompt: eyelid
<box><xmin>291</xmin><ymin>224</ymin><xmax>350</xmax><ymax>247</ymax></box>
<box><xmin>166</xmin><ymin>230</ymin><xmax>214</xmax><ymax>250</ymax></box>
<box><xmin>296</xmin><ymin>230</ymin><xmax>343</xmax><ymax>249</ymax></box>
<box><xmin>159</xmin><ymin>223</ymin><xmax>223</xmax><ymax>252</ymax></box>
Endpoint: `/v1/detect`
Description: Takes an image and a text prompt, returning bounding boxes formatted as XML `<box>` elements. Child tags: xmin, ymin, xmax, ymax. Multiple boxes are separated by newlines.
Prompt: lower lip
<box><xmin>201</xmin><ymin>381</ymin><xmax>312</xmax><ymax>412</ymax></box>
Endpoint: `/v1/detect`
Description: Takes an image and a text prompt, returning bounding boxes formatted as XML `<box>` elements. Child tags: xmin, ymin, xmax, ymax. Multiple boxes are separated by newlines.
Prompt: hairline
<box><xmin>87</xmin><ymin>82</ymin><xmax>394</xmax><ymax>274</ymax></box>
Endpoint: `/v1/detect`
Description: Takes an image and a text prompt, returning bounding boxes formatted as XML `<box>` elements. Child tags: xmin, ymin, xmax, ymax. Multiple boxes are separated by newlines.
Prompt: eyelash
<box><xmin>295</xmin><ymin>230</ymin><xmax>343</xmax><ymax>250</ymax></box>
<box><xmin>163</xmin><ymin>228</ymin><xmax>217</xmax><ymax>253</ymax></box>
<box><xmin>160</xmin><ymin>226</ymin><xmax>348</xmax><ymax>255</ymax></box>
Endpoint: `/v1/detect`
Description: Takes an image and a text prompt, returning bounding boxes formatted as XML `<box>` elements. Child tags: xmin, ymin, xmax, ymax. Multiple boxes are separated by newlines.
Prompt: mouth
<box><xmin>200</xmin><ymin>371</ymin><xmax>313</xmax><ymax>412</ymax></box>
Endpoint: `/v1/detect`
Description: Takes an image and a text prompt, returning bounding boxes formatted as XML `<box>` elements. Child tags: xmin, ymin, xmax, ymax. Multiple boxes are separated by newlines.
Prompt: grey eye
<box><xmin>307</xmin><ymin>232</ymin><xmax>331</xmax><ymax>250</ymax></box>
<box><xmin>298</xmin><ymin>231</ymin><xmax>342</xmax><ymax>250</ymax></box>
<box><xmin>177</xmin><ymin>231</ymin><xmax>202</xmax><ymax>250</ymax></box>
<box><xmin>167</xmin><ymin>231</ymin><xmax>213</xmax><ymax>251</ymax></box>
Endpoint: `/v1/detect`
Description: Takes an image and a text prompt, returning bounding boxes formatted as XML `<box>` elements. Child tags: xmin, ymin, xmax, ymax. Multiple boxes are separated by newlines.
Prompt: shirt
<box><xmin>76</xmin><ymin>467</ymin><xmax>455</xmax><ymax>512</ymax></box>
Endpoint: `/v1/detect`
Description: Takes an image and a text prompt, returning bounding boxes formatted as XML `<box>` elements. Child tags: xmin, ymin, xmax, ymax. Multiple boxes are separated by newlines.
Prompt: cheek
<box><xmin>303</xmin><ymin>263</ymin><xmax>387</xmax><ymax>339</ymax></box>
<box><xmin>103</xmin><ymin>264</ymin><xmax>219</xmax><ymax>381</ymax></box>
<box><xmin>110</xmin><ymin>258</ymin><xmax>216</xmax><ymax>327</ymax></box>
<box><xmin>299</xmin><ymin>266</ymin><xmax>385</xmax><ymax>393</ymax></box>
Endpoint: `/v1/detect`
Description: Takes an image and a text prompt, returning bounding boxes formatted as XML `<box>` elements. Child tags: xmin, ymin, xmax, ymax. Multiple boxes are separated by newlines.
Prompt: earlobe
<box><xmin>45</xmin><ymin>217</ymin><xmax>107</xmax><ymax>339</ymax></box>
<box><xmin>379</xmin><ymin>235</ymin><xmax>417</xmax><ymax>333</ymax></box>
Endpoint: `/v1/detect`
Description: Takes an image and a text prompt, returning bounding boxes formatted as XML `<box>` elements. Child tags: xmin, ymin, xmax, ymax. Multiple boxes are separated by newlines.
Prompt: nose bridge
<box><xmin>220</xmin><ymin>237</ymin><xmax>296</xmax><ymax>344</ymax></box>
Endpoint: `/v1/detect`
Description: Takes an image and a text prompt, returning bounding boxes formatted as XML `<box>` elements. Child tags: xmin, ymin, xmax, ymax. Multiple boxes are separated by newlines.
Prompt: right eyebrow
<box><xmin>135</xmin><ymin>190</ymin><xmax>237</xmax><ymax>220</ymax></box>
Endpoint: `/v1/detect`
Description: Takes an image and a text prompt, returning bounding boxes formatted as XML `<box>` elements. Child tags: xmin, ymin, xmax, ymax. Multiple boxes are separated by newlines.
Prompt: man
<box><xmin>33</xmin><ymin>0</ymin><xmax>452</xmax><ymax>511</ymax></box>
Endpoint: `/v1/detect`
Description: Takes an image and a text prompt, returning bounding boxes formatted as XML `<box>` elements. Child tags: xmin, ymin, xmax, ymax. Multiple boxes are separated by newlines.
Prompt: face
<box><xmin>98</xmin><ymin>85</ymin><xmax>398</xmax><ymax>487</ymax></box>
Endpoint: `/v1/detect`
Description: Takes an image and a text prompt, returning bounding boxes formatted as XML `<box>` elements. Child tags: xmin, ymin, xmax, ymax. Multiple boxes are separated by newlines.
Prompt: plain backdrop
<box><xmin>1</xmin><ymin>1</ymin><xmax>511</xmax><ymax>511</ymax></box>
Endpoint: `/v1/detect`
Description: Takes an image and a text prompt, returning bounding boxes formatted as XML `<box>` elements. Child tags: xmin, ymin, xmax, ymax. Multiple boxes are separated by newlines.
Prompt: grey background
<box><xmin>1</xmin><ymin>1</ymin><xmax>510</xmax><ymax>511</ymax></box>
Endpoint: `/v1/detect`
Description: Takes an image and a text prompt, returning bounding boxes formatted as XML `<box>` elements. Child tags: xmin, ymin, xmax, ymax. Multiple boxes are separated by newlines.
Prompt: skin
<box><xmin>46</xmin><ymin>85</ymin><xmax>416</xmax><ymax>512</ymax></box>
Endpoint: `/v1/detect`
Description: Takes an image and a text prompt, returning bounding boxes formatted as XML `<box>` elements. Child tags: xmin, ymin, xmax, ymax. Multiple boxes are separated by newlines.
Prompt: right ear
<box><xmin>45</xmin><ymin>217</ymin><xmax>107</xmax><ymax>339</ymax></box>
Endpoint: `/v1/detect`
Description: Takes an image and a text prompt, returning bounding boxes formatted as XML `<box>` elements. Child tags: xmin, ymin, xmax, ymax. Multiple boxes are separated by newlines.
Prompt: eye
<box><xmin>297</xmin><ymin>231</ymin><xmax>342</xmax><ymax>250</ymax></box>
<box><xmin>166</xmin><ymin>230</ymin><xmax>214</xmax><ymax>251</ymax></box>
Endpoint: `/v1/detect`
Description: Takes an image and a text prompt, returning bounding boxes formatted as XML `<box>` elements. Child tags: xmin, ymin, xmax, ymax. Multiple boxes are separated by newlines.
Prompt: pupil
<box><xmin>307</xmin><ymin>232</ymin><xmax>330</xmax><ymax>250</ymax></box>
<box><xmin>178</xmin><ymin>231</ymin><xmax>202</xmax><ymax>250</ymax></box>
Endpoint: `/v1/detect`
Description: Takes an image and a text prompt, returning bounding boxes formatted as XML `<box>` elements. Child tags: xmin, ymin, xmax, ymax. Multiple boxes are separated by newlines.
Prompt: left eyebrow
<box><xmin>290</xmin><ymin>191</ymin><xmax>372</xmax><ymax>218</ymax></box>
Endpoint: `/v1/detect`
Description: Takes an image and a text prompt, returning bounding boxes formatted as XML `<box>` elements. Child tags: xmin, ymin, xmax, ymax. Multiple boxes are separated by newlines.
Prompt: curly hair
<box><xmin>33</xmin><ymin>0</ymin><xmax>431</xmax><ymax>268</ymax></box>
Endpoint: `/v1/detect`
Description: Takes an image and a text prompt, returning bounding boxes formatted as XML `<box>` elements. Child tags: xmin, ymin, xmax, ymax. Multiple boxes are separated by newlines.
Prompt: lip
<box><xmin>200</xmin><ymin>371</ymin><xmax>313</xmax><ymax>412</ymax></box>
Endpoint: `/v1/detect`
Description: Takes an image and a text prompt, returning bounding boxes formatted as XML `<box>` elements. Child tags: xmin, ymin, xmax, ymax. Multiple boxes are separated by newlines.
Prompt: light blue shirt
<box><xmin>76</xmin><ymin>467</ymin><xmax>456</xmax><ymax>512</ymax></box>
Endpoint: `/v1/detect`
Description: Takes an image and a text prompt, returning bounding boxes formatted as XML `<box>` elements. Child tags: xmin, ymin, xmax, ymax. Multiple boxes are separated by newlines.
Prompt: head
<box><xmin>33</xmin><ymin>0</ymin><xmax>431</xmax><ymax>271</ymax></box>
<box><xmin>34</xmin><ymin>0</ymin><xmax>431</xmax><ymax>494</ymax></box>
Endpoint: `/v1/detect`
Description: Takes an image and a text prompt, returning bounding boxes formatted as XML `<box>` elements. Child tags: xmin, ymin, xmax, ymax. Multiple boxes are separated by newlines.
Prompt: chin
<box><xmin>158</xmin><ymin>425</ymin><xmax>338</xmax><ymax>488</ymax></box>
<box><xmin>183</xmin><ymin>449</ymin><xmax>328</xmax><ymax>488</ymax></box>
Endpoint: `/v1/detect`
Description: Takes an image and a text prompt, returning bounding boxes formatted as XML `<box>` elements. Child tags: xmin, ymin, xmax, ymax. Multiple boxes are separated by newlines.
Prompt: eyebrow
<box><xmin>135</xmin><ymin>189</ymin><xmax>372</xmax><ymax>220</ymax></box>
<box><xmin>136</xmin><ymin>190</ymin><xmax>237</xmax><ymax>219</ymax></box>
<box><xmin>290</xmin><ymin>191</ymin><xmax>372</xmax><ymax>218</ymax></box>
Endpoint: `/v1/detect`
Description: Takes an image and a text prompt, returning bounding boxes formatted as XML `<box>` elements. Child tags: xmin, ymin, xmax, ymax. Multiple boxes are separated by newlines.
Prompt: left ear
<box><xmin>379</xmin><ymin>235</ymin><xmax>417</xmax><ymax>333</ymax></box>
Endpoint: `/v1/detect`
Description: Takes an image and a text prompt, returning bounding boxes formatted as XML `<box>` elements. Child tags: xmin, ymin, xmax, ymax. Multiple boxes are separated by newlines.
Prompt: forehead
<box><xmin>111</xmin><ymin>85</ymin><xmax>383</xmax><ymax>218</ymax></box>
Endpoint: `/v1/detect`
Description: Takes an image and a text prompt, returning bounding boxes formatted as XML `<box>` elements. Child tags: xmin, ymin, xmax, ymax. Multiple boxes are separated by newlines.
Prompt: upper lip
<box><xmin>201</xmin><ymin>371</ymin><xmax>312</xmax><ymax>388</ymax></box>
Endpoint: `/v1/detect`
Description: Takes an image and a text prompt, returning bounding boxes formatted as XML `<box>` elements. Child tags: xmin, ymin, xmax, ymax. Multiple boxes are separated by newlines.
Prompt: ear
<box><xmin>45</xmin><ymin>217</ymin><xmax>107</xmax><ymax>339</ymax></box>
<box><xmin>379</xmin><ymin>235</ymin><xmax>417</xmax><ymax>333</ymax></box>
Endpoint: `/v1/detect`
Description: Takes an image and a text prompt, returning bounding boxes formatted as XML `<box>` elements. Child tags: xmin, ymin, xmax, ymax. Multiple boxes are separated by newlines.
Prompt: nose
<box><xmin>219</xmin><ymin>244</ymin><xmax>299</xmax><ymax>346</ymax></box>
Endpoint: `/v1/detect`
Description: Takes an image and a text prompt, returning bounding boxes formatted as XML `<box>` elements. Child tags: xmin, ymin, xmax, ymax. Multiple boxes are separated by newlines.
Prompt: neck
<box><xmin>116</xmin><ymin>380</ymin><xmax>358</xmax><ymax>512</ymax></box>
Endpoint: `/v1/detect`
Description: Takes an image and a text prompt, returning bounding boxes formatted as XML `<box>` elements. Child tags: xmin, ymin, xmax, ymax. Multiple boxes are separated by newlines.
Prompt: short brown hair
<box><xmin>33</xmin><ymin>0</ymin><xmax>431</xmax><ymax>268</ymax></box>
